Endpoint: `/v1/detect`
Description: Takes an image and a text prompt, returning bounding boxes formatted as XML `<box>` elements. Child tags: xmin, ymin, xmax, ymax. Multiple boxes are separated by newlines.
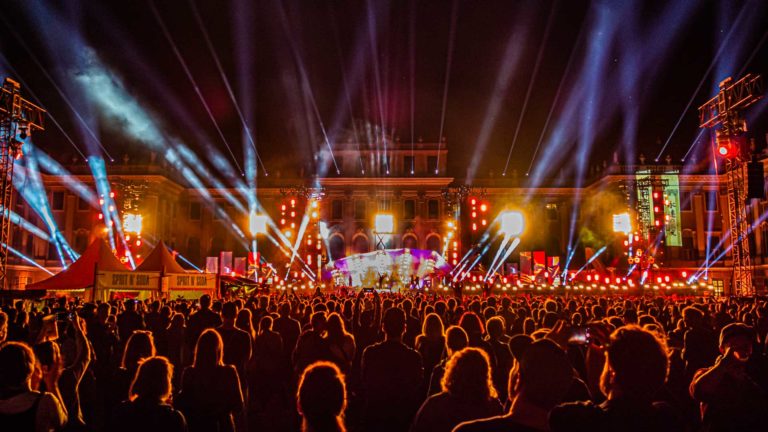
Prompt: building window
<box><xmin>404</xmin><ymin>156</ymin><xmax>414</xmax><ymax>174</ymax></box>
<box><xmin>47</xmin><ymin>242</ymin><xmax>58</xmax><ymax>261</ymax></box>
<box><xmin>52</xmin><ymin>191</ymin><xmax>65</xmax><ymax>211</ymax></box>
<box><xmin>352</xmin><ymin>235</ymin><xmax>369</xmax><ymax>254</ymax></box>
<box><xmin>428</xmin><ymin>156</ymin><xmax>438</xmax><ymax>174</ymax></box>
<box><xmin>404</xmin><ymin>200</ymin><xmax>416</xmax><ymax>220</ymax></box>
<box><xmin>705</xmin><ymin>192</ymin><xmax>718</xmax><ymax>211</ymax></box>
<box><xmin>354</xmin><ymin>200</ymin><xmax>366</xmax><ymax>220</ymax></box>
<box><xmin>712</xmin><ymin>279</ymin><xmax>724</xmax><ymax>296</ymax></box>
<box><xmin>680</xmin><ymin>191</ymin><xmax>692</xmax><ymax>211</ymax></box>
<box><xmin>77</xmin><ymin>197</ymin><xmax>90</xmax><ymax>211</ymax></box>
<box><xmin>380</xmin><ymin>157</ymin><xmax>389</xmax><ymax>175</ymax></box>
<box><xmin>426</xmin><ymin>235</ymin><xmax>441</xmax><ymax>252</ymax></box>
<box><xmin>428</xmin><ymin>200</ymin><xmax>439</xmax><ymax>219</ymax></box>
<box><xmin>546</xmin><ymin>204</ymin><xmax>558</xmax><ymax>221</ymax></box>
<box><xmin>332</xmin><ymin>200</ymin><xmax>343</xmax><ymax>220</ymax></box>
<box><xmin>189</xmin><ymin>202</ymin><xmax>202</xmax><ymax>220</ymax></box>
<box><xmin>329</xmin><ymin>235</ymin><xmax>345</xmax><ymax>259</ymax></box>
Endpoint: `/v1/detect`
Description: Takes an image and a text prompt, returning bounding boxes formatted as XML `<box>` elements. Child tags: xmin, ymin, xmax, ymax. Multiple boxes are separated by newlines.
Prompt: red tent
<box><xmin>135</xmin><ymin>240</ymin><xmax>186</xmax><ymax>274</ymax></box>
<box><xmin>27</xmin><ymin>239</ymin><xmax>127</xmax><ymax>291</ymax></box>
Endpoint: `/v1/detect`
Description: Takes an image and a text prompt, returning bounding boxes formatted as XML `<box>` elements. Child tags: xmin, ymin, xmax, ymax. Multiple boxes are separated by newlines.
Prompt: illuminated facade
<box><xmin>6</xmin><ymin>136</ymin><xmax>768</xmax><ymax>296</ymax></box>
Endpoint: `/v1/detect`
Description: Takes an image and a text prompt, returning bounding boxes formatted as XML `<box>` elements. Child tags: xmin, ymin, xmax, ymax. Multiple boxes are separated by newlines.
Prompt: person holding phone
<box><xmin>690</xmin><ymin>323</ymin><xmax>768</xmax><ymax>431</ymax></box>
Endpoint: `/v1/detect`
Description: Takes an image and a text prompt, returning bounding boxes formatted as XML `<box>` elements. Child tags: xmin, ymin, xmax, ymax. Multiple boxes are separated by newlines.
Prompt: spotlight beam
<box><xmin>435</xmin><ymin>0</ymin><xmax>460</xmax><ymax>174</ymax></box>
<box><xmin>0</xmin><ymin>14</ymin><xmax>114</xmax><ymax>159</ymax></box>
<box><xmin>654</xmin><ymin>4</ymin><xmax>748</xmax><ymax>161</ymax></box>
<box><xmin>502</xmin><ymin>2</ymin><xmax>557</xmax><ymax>176</ymax></box>
<box><xmin>0</xmin><ymin>54</ymin><xmax>87</xmax><ymax>160</ymax></box>
<box><xmin>149</xmin><ymin>0</ymin><xmax>245</xmax><ymax>176</ymax></box>
<box><xmin>525</xmin><ymin>19</ymin><xmax>586</xmax><ymax>178</ymax></box>
<box><xmin>188</xmin><ymin>0</ymin><xmax>268</xmax><ymax>176</ymax></box>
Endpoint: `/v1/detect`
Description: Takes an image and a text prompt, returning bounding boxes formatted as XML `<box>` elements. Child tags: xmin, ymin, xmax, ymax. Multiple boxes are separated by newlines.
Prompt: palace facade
<box><xmin>7</xmin><ymin>131</ymin><xmax>768</xmax><ymax>296</ymax></box>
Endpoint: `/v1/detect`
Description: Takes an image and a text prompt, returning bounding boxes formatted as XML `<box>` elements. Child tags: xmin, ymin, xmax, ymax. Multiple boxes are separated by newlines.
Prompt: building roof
<box><xmin>27</xmin><ymin>239</ymin><xmax>128</xmax><ymax>291</ymax></box>
<box><xmin>135</xmin><ymin>240</ymin><xmax>187</xmax><ymax>274</ymax></box>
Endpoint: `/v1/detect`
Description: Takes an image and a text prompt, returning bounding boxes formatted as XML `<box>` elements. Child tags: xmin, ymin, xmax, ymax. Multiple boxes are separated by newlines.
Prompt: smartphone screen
<box><xmin>568</xmin><ymin>327</ymin><xmax>590</xmax><ymax>345</ymax></box>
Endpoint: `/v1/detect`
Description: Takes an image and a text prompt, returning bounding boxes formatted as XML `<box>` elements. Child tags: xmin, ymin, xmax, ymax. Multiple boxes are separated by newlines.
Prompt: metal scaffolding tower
<box><xmin>698</xmin><ymin>74</ymin><xmax>763</xmax><ymax>296</ymax></box>
<box><xmin>0</xmin><ymin>78</ymin><xmax>46</xmax><ymax>289</ymax></box>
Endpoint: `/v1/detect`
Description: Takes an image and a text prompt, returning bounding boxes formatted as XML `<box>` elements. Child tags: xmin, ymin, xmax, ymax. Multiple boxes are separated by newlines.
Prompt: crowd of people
<box><xmin>1</xmin><ymin>289</ymin><xmax>767</xmax><ymax>432</ymax></box>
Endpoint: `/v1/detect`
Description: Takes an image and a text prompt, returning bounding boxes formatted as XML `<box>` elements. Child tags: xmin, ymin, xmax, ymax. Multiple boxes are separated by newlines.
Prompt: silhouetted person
<box><xmin>186</xmin><ymin>295</ymin><xmax>222</xmax><ymax>357</ymax></box>
<box><xmin>293</xmin><ymin>312</ymin><xmax>330</xmax><ymax>376</ymax></box>
<box><xmin>249</xmin><ymin>315</ymin><xmax>285</xmax><ymax>418</ymax></box>
<box><xmin>681</xmin><ymin>306</ymin><xmax>719</xmax><ymax>377</ymax></box>
<box><xmin>177</xmin><ymin>329</ymin><xmax>243</xmax><ymax>432</ymax></box>
<box><xmin>455</xmin><ymin>340</ymin><xmax>574</xmax><ymax>432</ymax></box>
<box><xmin>0</xmin><ymin>341</ymin><xmax>67</xmax><ymax>431</ymax></box>
<box><xmin>415</xmin><ymin>313</ymin><xmax>446</xmax><ymax>393</ymax></box>
<box><xmin>361</xmin><ymin>307</ymin><xmax>423</xmax><ymax>432</ymax></box>
<box><xmin>117</xmin><ymin>300</ymin><xmax>145</xmax><ymax>344</ymax></box>
<box><xmin>690</xmin><ymin>323</ymin><xmax>768</xmax><ymax>431</ymax></box>
<box><xmin>109</xmin><ymin>356</ymin><xmax>187</xmax><ymax>432</ymax></box>
<box><xmin>486</xmin><ymin>316</ymin><xmax>513</xmax><ymax>403</ymax></box>
<box><xmin>550</xmin><ymin>325</ymin><xmax>683</xmax><ymax>432</ymax></box>
<box><xmin>411</xmin><ymin>347</ymin><xmax>502</xmax><ymax>432</ymax></box>
<box><xmin>326</xmin><ymin>313</ymin><xmax>356</xmax><ymax>374</ymax></box>
<box><xmin>297</xmin><ymin>361</ymin><xmax>347</xmax><ymax>432</ymax></box>
<box><xmin>216</xmin><ymin>302</ymin><xmax>252</xmax><ymax>390</ymax></box>
<box><xmin>273</xmin><ymin>302</ymin><xmax>301</xmax><ymax>369</ymax></box>
<box><xmin>428</xmin><ymin>325</ymin><xmax>469</xmax><ymax>396</ymax></box>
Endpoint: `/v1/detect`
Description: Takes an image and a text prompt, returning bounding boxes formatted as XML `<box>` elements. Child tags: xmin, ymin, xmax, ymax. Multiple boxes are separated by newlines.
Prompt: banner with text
<box><xmin>168</xmin><ymin>273</ymin><xmax>216</xmax><ymax>291</ymax></box>
<box><xmin>97</xmin><ymin>271</ymin><xmax>160</xmax><ymax>290</ymax></box>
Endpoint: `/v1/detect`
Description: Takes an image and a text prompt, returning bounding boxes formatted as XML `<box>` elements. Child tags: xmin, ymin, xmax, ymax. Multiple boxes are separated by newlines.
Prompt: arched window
<box><xmin>352</xmin><ymin>235</ymin><xmax>370</xmax><ymax>254</ymax></box>
<box><xmin>402</xmin><ymin>234</ymin><xmax>418</xmax><ymax>249</ymax></box>
<box><xmin>426</xmin><ymin>235</ymin><xmax>441</xmax><ymax>252</ymax></box>
<box><xmin>329</xmin><ymin>235</ymin><xmax>346</xmax><ymax>260</ymax></box>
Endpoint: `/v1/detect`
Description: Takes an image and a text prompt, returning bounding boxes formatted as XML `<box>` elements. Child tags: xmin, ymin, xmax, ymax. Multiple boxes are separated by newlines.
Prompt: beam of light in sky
<box><xmin>502</xmin><ymin>3</ymin><xmax>556</xmax><ymax>176</ymax></box>
<box><xmin>328</xmin><ymin>5</ymin><xmax>367</xmax><ymax>174</ymax></box>
<box><xmin>468</xmin><ymin>12</ymin><xmax>531</xmax><ymax>181</ymax></box>
<box><xmin>273</xmin><ymin>0</ymin><xmax>340</xmax><ymax>177</ymax></box>
<box><xmin>525</xmin><ymin>20</ymin><xmax>586</xmax><ymax>181</ymax></box>
<box><xmin>488</xmin><ymin>237</ymin><xmax>521</xmax><ymax>278</ymax></box>
<box><xmin>0</xmin><ymin>53</ymin><xmax>87</xmax><ymax>160</ymax></box>
<box><xmin>2</xmin><ymin>242</ymin><xmax>54</xmax><ymax>275</ymax></box>
<box><xmin>654</xmin><ymin>3</ymin><xmax>748</xmax><ymax>161</ymax></box>
<box><xmin>149</xmin><ymin>0</ymin><xmax>245</xmax><ymax>177</ymax></box>
<box><xmin>435</xmin><ymin>0</ymin><xmax>459</xmax><ymax>175</ymax></box>
<box><xmin>0</xmin><ymin>11</ymin><xmax>113</xmax><ymax>160</ymax></box>
<box><xmin>188</xmin><ymin>0</ymin><xmax>268</xmax><ymax>176</ymax></box>
<box><xmin>0</xmin><ymin>206</ymin><xmax>50</xmax><ymax>241</ymax></box>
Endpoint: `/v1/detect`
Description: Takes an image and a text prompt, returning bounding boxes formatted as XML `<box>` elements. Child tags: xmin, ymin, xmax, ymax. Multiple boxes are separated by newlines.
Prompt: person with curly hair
<box><xmin>411</xmin><ymin>347</ymin><xmax>502</xmax><ymax>432</ymax></box>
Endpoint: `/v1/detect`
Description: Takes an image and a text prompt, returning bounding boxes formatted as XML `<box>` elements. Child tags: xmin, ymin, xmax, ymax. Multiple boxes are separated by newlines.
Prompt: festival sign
<box><xmin>169</xmin><ymin>273</ymin><xmax>217</xmax><ymax>290</ymax></box>
<box><xmin>97</xmin><ymin>271</ymin><xmax>160</xmax><ymax>290</ymax></box>
<box><xmin>662</xmin><ymin>171</ymin><xmax>682</xmax><ymax>247</ymax></box>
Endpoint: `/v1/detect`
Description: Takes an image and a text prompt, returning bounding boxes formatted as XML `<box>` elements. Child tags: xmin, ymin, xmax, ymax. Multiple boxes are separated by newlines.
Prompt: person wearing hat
<box><xmin>690</xmin><ymin>323</ymin><xmax>768</xmax><ymax>431</ymax></box>
<box><xmin>453</xmin><ymin>339</ymin><xmax>574</xmax><ymax>432</ymax></box>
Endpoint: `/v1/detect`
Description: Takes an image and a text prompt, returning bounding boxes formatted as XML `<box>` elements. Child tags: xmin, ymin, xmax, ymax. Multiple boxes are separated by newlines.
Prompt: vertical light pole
<box><xmin>249</xmin><ymin>211</ymin><xmax>268</xmax><ymax>283</ymax></box>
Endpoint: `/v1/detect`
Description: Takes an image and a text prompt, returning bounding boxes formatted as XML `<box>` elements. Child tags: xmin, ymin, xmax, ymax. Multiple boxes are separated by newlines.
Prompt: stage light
<box><xmin>374</xmin><ymin>214</ymin><xmax>394</xmax><ymax>234</ymax></box>
<box><xmin>612</xmin><ymin>212</ymin><xmax>631</xmax><ymax>234</ymax></box>
<box><xmin>123</xmin><ymin>213</ymin><xmax>143</xmax><ymax>235</ymax></box>
<box><xmin>249</xmin><ymin>212</ymin><xmax>268</xmax><ymax>235</ymax></box>
<box><xmin>319</xmin><ymin>221</ymin><xmax>330</xmax><ymax>240</ymax></box>
<box><xmin>499</xmin><ymin>211</ymin><xmax>524</xmax><ymax>236</ymax></box>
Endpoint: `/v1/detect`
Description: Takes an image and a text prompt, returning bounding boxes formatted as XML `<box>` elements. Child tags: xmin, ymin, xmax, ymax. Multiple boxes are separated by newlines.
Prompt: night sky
<box><xmin>1</xmin><ymin>0</ymin><xmax>767</xmax><ymax>183</ymax></box>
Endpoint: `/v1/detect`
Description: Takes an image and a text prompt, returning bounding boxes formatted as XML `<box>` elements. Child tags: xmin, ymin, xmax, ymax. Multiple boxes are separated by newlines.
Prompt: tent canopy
<box><xmin>135</xmin><ymin>240</ymin><xmax>186</xmax><ymax>274</ymax></box>
<box><xmin>27</xmin><ymin>239</ymin><xmax>127</xmax><ymax>291</ymax></box>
